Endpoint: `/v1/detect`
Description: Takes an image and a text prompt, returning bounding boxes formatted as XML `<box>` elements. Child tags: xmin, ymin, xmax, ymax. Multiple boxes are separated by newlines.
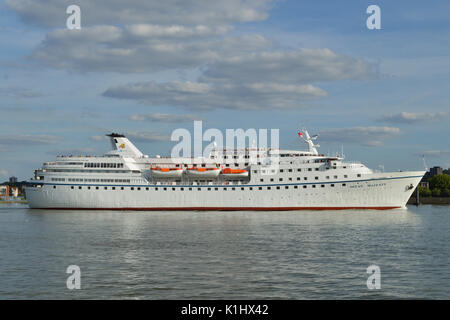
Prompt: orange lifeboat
<box><xmin>221</xmin><ymin>168</ymin><xmax>249</xmax><ymax>179</ymax></box>
<box><xmin>185</xmin><ymin>167</ymin><xmax>221</xmax><ymax>178</ymax></box>
<box><xmin>151</xmin><ymin>166</ymin><xmax>183</xmax><ymax>178</ymax></box>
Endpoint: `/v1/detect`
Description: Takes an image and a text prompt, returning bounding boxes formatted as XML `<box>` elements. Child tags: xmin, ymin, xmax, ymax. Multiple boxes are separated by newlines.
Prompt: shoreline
<box><xmin>408</xmin><ymin>197</ymin><xmax>450</xmax><ymax>205</ymax></box>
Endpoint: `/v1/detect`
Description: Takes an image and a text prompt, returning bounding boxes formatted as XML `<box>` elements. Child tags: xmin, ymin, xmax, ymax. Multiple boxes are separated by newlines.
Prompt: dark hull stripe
<box><xmin>31</xmin><ymin>206</ymin><xmax>402</xmax><ymax>211</ymax></box>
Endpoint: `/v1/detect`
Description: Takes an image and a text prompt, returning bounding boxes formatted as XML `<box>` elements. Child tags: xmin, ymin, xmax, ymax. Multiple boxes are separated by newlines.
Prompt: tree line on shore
<box><xmin>419</xmin><ymin>173</ymin><xmax>450</xmax><ymax>197</ymax></box>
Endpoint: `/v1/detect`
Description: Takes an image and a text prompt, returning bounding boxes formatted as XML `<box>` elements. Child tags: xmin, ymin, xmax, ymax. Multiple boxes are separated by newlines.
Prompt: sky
<box><xmin>1</xmin><ymin>0</ymin><xmax>449</xmax><ymax>181</ymax></box>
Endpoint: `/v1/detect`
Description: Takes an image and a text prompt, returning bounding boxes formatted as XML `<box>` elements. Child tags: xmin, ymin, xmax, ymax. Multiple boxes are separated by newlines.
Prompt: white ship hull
<box><xmin>25</xmin><ymin>171</ymin><xmax>424</xmax><ymax>210</ymax></box>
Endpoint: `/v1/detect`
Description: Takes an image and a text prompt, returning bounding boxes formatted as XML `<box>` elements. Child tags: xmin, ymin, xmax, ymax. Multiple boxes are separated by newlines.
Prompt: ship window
<box><xmin>189</xmin><ymin>188</ymin><xmax>192</xmax><ymax>191</ymax></box>
<box><xmin>297</xmin><ymin>177</ymin><xmax>300</xmax><ymax>181</ymax></box>
<box><xmin>331</xmin><ymin>184</ymin><xmax>335</xmax><ymax>187</ymax></box>
<box><xmin>131</xmin><ymin>187</ymin><xmax>134</xmax><ymax>190</ymax></box>
<box><xmin>96</xmin><ymin>187</ymin><xmax>99</xmax><ymax>190</ymax></box>
<box><xmin>121</xmin><ymin>187</ymin><xmax>124</xmax><ymax>190</ymax></box>
<box><xmin>357</xmin><ymin>174</ymin><xmax>361</xmax><ymax>177</ymax></box>
<box><xmin>198</xmin><ymin>188</ymin><xmax>201</xmax><ymax>191</ymax></box>
<box><xmin>53</xmin><ymin>186</ymin><xmax>56</xmax><ymax>189</ymax></box>
<box><xmin>163</xmin><ymin>187</ymin><xmax>167</xmax><ymax>191</ymax></box>
<box><xmin>112</xmin><ymin>187</ymin><xmax>116</xmax><ymax>190</ymax></box>
<box><xmin>294</xmin><ymin>186</ymin><xmax>298</xmax><ymax>189</ymax></box>
<box><xmin>260</xmin><ymin>179</ymin><xmax>264</xmax><ymax>182</ymax></box>
<box><xmin>276</xmin><ymin>186</ymin><xmax>280</xmax><ymax>190</ymax></box>
<box><xmin>334</xmin><ymin>175</ymin><xmax>338</xmax><ymax>179</ymax></box>
<box><xmin>253</xmin><ymin>170</ymin><xmax>257</xmax><ymax>173</ymax></box>
<box><xmin>207</xmin><ymin>188</ymin><xmax>211</xmax><ymax>191</ymax></box>
<box><xmin>270</xmin><ymin>178</ymin><xmax>274</xmax><ymax>182</ymax></box>
<box><xmin>285</xmin><ymin>186</ymin><xmax>288</xmax><ymax>189</ymax></box>
<box><xmin>289</xmin><ymin>178</ymin><xmax>292</xmax><ymax>181</ymax></box>
<box><xmin>78</xmin><ymin>186</ymin><xmax>82</xmax><ymax>190</ymax></box>
<box><xmin>344</xmin><ymin>175</ymin><xmax>348</xmax><ymax>178</ymax></box>
<box><xmin>172</xmin><ymin>188</ymin><xmax>176</xmax><ymax>191</ymax></box>
<box><xmin>304</xmin><ymin>177</ymin><xmax>307</xmax><ymax>180</ymax></box>
<box><xmin>342</xmin><ymin>183</ymin><xmax>346</xmax><ymax>186</ymax></box>
<box><xmin>308</xmin><ymin>168</ymin><xmax>312</xmax><ymax>171</ymax></box>
<box><xmin>215</xmin><ymin>188</ymin><xmax>218</xmax><ymax>191</ymax></box>
<box><xmin>321</xmin><ymin>185</ymin><xmax>325</xmax><ymax>188</ymax></box>
<box><xmin>104</xmin><ymin>187</ymin><xmax>107</xmax><ymax>190</ymax></box>
<box><xmin>180</xmin><ymin>188</ymin><xmax>184</xmax><ymax>191</ymax></box>
<box><xmin>280</xmin><ymin>169</ymin><xmax>284</xmax><ymax>173</ymax></box>
<box><xmin>315</xmin><ymin>177</ymin><xmax>318</xmax><ymax>180</ymax></box>
<box><xmin>137</xmin><ymin>187</ymin><xmax>141</xmax><ymax>191</ymax></box>
<box><xmin>312</xmin><ymin>185</ymin><xmax>316</xmax><ymax>188</ymax></box>
<box><xmin>326</xmin><ymin>176</ymin><xmax>330</xmax><ymax>179</ymax></box>
<box><xmin>303</xmin><ymin>185</ymin><xmax>307</xmax><ymax>189</ymax></box>
<box><xmin>297</xmin><ymin>169</ymin><xmax>301</xmax><ymax>172</ymax></box>
<box><xmin>267</xmin><ymin>187</ymin><xmax>271</xmax><ymax>190</ymax></box>
<box><xmin>315</xmin><ymin>168</ymin><xmax>319</xmax><ymax>171</ymax></box>
<box><xmin>232</xmin><ymin>187</ymin><xmax>235</xmax><ymax>191</ymax></box>
<box><xmin>279</xmin><ymin>178</ymin><xmax>283</xmax><ymax>181</ymax></box>
<box><xmin>241</xmin><ymin>187</ymin><xmax>245</xmax><ymax>190</ymax></box>
<box><xmin>146</xmin><ymin>187</ymin><xmax>149</xmax><ymax>191</ymax></box>
<box><xmin>258</xmin><ymin>187</ymin><xmax>262</xmax><ymax>190</ymax></box>
<box><xmin>288</xmin><ymin>169</ymin><xmax>292</xmax><ymax>172</ymax></box>
<box><xmin>249</xmin><ymin>187</ymin><xmax>253</xmax><ymax>190</ymax></box>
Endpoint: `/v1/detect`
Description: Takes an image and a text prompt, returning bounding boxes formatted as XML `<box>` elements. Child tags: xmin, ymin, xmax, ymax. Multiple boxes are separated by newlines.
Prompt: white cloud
<box><xmin>318</xmin><ymin>127</ymin><xmax>401</xmax><ymax>147</ymax></box>
<box><xmin>103</xmin><ymin>48</ymin><xmax>374</xmax><ymax>110</ymax></box>
<box><xmin>377</xmin><ymin>112</ymin><xmax>449</xmax><ymax>124</ymax></box>
<box><xmin>201</xmin><ymin>49</ymin><xmax>375</xmax><ymax>84</ymax></box>
<box><xmin>31</xmin><ymin>27</ymin><xmax>271</xmax><ymax>73</ymax></box>
<box><xmin>5</xmin><ymin>0</ymin><xmax>272</xmax><ymax>27</ymax></box>
<box><xmin>0</xmin><ymin>87</ymin><xmax>43</xmax><ymax>98</ymax></box>
<box><xmin>129</xmin><ymin>113</ymin><xmax>201</xmax><ymax>123</ymax></box>
<box><xmin>126</xmin><ymin>132</ymin><xmax>171</xmax><ymax>142</ymax></box>
<box><xmin>46</xmin><ymin>147</ymin><xmax>98</xmax><ymax>156</ymax></box>
<box><xmin>90</xmin><ymin>135</ymin><xmax>107</xmax><ymax>142</ymax></box>
<box><xmin>0</xmin><ymin>134</ymin><xmax>62</xmax><ymax>146</ymax></box>
<box><xmin>417</xmin><ymin>150</ymin><xmax>450</xmax><ymax>157</ymax></box>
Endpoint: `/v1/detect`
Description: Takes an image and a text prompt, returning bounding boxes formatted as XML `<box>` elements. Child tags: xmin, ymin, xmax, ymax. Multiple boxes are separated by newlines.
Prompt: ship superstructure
<box><xmin>25</xmin><ymin>131</ymin><xmax>425</xmax><ymax>210</ymax></box>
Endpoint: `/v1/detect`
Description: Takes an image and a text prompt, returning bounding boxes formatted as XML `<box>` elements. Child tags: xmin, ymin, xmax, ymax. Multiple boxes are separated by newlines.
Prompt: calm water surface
<box><xmin>0</xmin><ymin>204</ymin><xmax>449</xmax><ymax>299</ymax></box>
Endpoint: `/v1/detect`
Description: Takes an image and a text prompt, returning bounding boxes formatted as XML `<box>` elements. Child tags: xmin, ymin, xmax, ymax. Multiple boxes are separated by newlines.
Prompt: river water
<box><xmin>0</xmin><ymin>204</ymin><xmax>449</xmax><ymax>299</ymax></box>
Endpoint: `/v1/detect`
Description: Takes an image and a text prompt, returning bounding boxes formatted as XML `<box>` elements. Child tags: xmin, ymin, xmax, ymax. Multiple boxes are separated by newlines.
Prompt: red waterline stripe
<box><xmin>31</xmin><ymin>206</ymin><xmax>401</xmax><ymax>211</ymax></box>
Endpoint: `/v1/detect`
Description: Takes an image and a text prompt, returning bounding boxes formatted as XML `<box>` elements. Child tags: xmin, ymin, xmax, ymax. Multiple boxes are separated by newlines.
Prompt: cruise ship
<box><xmin>25</xmin><ymin>130</ymin><xmax>425</xmax><ymax>210</ymax></box>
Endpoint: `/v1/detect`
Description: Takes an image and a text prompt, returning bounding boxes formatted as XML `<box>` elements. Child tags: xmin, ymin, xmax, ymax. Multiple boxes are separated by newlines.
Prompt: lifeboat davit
<box><xmin>151</xmin><ymin>167</ymin><xmax>183</xmax><ymax>178</ymax></box>
<box><xmin>185</xmin><ymin>167</ymin><xmax>221</xmax><ymax>179</ymax></box>
<box><xmin>220</xmin><ymin>168</ymin><xmax>249</xmax><ymax>179</ymax></box>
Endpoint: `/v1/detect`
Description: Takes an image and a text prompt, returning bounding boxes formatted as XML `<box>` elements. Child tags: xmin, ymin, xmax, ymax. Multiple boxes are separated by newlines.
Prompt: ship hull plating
<box><xmin>25</xmin><ymin>172</ymin><xmax>423</xmax><ymax>210</ymax></box>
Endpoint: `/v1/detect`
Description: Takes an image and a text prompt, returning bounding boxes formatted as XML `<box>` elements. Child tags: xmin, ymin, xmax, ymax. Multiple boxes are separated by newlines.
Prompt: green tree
<box><xmin>419</xmin><ymin>187</ymin><xmax>432</xmax><ymax>197</ymax></box>
<box><xmin>442</xmin><ymin>189</ymin><xmax>450</xmax><ymax>197</ymax></box>
<box><xmin>429</xmin><ymin>174</ymin><xmax>450</xmax><ymax>190</ymax></box>
<box><xmin>432</xmin><ymin>188</ymin><xmax>441</xmax><ymax>197</ymax></box>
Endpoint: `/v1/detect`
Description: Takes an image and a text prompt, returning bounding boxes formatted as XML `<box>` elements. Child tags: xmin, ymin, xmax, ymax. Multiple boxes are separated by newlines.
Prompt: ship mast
<box><xmin>300</xmin><ymin>129</ymin><xmax>319</xmax><ymax>155</ymax></box>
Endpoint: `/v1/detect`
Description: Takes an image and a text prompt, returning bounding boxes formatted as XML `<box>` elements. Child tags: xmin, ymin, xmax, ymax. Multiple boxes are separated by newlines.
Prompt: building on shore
<box><xmin>0</xmin><ymin>185</ymin><xmax>10</xmax><ymax>199</ymax></box>
<box><xmin>9</xmin><ymin>176</ymin><xmax>18</xmax><ymax>184</ymax></box>
<box><xmin>419</xmin><ymin>181</ymin><xmax>429</xmax><ymax>189</ymax></box>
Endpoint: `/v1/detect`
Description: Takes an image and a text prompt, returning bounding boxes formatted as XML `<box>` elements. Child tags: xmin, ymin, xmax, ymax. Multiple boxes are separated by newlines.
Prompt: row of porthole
<box><xmin>55</xmin><ymin>183</ymin><xmax>349</xmax><ymax>191</ymax></box>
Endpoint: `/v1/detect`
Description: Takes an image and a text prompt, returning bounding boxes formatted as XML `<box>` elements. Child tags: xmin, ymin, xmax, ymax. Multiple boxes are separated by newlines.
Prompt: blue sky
<box><xmin>1</xmin><ymin>0</ymin><xmax>449</xmax><ymax>180</ymax></box>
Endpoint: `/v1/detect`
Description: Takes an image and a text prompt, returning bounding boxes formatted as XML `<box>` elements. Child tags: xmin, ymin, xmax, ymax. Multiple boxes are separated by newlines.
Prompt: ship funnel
<box><xmin>106</xmin><ymin>133</ymin><xmax>143</xmax><ymax>158</ymax></box>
